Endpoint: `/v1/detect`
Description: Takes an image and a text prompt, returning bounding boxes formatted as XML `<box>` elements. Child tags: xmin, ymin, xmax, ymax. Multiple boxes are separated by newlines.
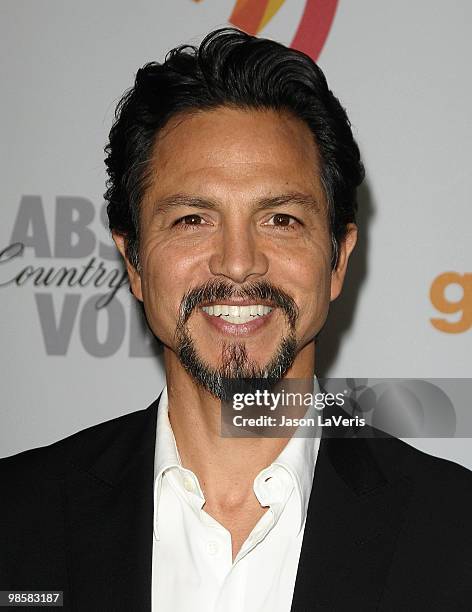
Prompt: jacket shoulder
<box><xmin>371</xmin><ymin>434</ymin><xmax>472</xmax><ymax>481</ymax></box>
<box><xmin>0</xmin><ymin>401</ymin><xmax>158</xmax><ymax>485</ymax></box>
<box><xmin>368</xmin><ymin>435</ymin><xmax>472</xmax><ymax>516</ymax></box>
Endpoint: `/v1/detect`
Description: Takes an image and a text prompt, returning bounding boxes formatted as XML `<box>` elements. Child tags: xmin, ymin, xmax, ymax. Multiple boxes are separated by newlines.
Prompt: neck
<box><xmin>163</xmin><ymin>341</ymin><xmax>315</xmax><ymax>507</ymax></box>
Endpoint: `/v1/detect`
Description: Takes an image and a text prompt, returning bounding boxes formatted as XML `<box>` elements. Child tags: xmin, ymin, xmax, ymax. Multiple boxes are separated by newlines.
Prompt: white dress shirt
<box><xmin>151</xmin><ymin>381</ymin><xmax>320</xmax><ymax>612</ymax></box>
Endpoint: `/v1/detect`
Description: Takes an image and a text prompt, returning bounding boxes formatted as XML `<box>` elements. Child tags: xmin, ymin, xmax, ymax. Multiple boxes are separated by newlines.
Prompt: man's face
<box><xmin>115</xmin><ymin>107</ymin><xmax>356</xmax><ymax>395</ymax></box>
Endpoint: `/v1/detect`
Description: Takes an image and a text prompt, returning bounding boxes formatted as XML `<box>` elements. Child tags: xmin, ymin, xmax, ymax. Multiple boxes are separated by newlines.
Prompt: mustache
<box><xmin>177</xmin><ymin>279</ymin><xmax>299</xmax><ymax>329</ymax></box>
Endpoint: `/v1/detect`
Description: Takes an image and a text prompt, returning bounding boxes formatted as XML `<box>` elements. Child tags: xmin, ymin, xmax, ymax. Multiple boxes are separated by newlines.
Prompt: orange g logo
<box><xmin>194</xmin><ymin>0</ymin><xmax>339</xmax><ymax>60</ymax></box>
<box><xmin>430</xmin><ymin>272</ymin><xmax>472</xmax><ymax>334</ymax></box>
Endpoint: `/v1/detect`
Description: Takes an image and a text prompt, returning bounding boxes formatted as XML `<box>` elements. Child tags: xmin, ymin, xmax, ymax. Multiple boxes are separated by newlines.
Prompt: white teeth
<box><xmin>201</xmin><ymin>304</ymin><xmax>273</xmax><ymax>324</ymax></box>
<box><xmin>225</xmin><ymin>315</ymin><xmax>240</xmax><ymax>324</ymax></box>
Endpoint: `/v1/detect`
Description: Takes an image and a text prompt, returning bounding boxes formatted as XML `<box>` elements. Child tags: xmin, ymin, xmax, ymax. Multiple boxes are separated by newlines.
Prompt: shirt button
<box><xmin>206</xmin><ymin>541</ymin><xmax>219</xmax><ymax>556</ymax></box>
<box><xmin>183</xmin><ymin>477</ymin><xmax>195</xmax><ymax>492</ymax></box>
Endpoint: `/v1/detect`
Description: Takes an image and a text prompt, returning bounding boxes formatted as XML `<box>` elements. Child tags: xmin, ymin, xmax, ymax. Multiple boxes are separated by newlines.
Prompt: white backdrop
<box><xmin>1</xmin><ymin>1</ymin><xmax>470</xmax><ymax>465</ymax></box>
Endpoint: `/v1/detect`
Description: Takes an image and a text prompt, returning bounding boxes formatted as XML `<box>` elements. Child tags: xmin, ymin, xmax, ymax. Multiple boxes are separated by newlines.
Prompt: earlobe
<box><xmin>111</xmin><ymin>231</ymin><xmax>143</xmax><ymax>302</ymax></box>
<box><xmin>330</xmin><ymin>224</ymin><xmax>358</xmax><ymax>302</ymax></box>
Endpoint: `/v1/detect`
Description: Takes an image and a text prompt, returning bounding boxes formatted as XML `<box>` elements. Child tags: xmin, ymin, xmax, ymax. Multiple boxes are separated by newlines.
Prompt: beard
<box><xmin>174</xmin><ymin>279</ymin><xmax>299</xmax><ymax>400</ymax></box>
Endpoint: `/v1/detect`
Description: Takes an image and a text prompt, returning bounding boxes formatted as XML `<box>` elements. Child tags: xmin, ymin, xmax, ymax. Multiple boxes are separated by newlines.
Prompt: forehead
<box><xmin>146</xmin><ymin>106</ymin><xmax>323</xmax><ymax>200</ymax></box>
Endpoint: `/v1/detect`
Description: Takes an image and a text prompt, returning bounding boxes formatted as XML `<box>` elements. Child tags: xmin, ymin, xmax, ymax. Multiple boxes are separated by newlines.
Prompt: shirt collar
<box><xmin>153</xmin><ymin>387</ymin><xmax>207</xmax><ymax>541</ymax></box>
<box><xmin>153</xmin><ymin>377</ymin><xmax>320</xmax><ymax>539</ymax></box>
<box><xmin>154</xmin><ymin>385</ymin><xmax>181</xmax><ymax>480</ymax></box>
<box><xmin>270</xmin><ymin>378</ymin><xmax>321</xmax><ymax>535</ymax></box>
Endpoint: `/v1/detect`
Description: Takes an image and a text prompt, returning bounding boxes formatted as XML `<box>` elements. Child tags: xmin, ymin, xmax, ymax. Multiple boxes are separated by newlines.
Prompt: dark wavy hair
<box><xmin>104</xmin><ymin>27</ymin><xmax>364</xmax><ymax>269</ymax></box>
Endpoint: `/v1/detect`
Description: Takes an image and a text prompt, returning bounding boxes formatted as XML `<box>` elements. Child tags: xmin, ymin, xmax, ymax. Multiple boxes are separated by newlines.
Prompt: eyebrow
<box><xmin>153</xmin><ymin>192</ymin><xmax>321</xmax><ymax>215</ymax></box>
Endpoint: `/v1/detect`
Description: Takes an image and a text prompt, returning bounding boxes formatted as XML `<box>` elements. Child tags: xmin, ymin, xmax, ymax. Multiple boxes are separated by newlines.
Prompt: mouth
<box><xmin>201</xmin><ymin>303</ymin><xmax>273</xmax><ymax>324</ymax></box>
<box><xmin>199</xmin><ymin>301</ymin><xmax>275</xmax><ymax>335</ymax></box>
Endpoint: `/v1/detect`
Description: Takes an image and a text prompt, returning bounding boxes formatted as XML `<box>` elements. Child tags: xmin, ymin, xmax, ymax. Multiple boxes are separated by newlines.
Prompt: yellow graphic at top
<box><xmin>229</xmin><ymin>0</ymin><xmax>286</xmax><ymax>35</ymax></box>
<box><xmin>260</xmin><ymin>0</ymin><xmax>286</xmax><ymax>30</ymax></box>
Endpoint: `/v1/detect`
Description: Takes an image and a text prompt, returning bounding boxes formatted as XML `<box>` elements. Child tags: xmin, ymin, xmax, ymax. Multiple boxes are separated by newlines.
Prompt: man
<box><xmin>1</xmin><ymin>27</ymin><xmax>471</xmax><ymax>612</ymax></box>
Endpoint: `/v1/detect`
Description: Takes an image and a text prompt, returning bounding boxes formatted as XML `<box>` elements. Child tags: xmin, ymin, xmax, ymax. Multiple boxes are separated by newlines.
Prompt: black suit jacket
<box><xmin>1</xmin><ymin>393</ymin><xmax>472</xmax><ymax>611</ymax></box>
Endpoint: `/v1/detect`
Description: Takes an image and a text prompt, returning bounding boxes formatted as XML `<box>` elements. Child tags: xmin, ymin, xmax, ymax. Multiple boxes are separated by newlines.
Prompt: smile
<box><xmin>201</xmin><ymin>304</ymin><xmax>273</xmax><ymax>324</ymax></box>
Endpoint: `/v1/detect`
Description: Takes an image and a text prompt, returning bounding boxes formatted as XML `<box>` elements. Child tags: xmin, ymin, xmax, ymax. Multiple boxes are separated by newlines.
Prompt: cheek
<box><xmin>139</xmin><ymin>239</ymin><xmax>206</xmax><ymax>337</ymax></box>
<box><xmin>138</xmin><ymin>246</ymin><xmax>182</xmax><ymax>335</ymax></box>
<box><xmin>286</xmin><ymin>250</ymin><xmax>332</xmax><ymax>331</ymax></box>
<box><xmin>300</xmin><ymin>266</ymin><xmax>331</xmax><ymax>312</ymax></box>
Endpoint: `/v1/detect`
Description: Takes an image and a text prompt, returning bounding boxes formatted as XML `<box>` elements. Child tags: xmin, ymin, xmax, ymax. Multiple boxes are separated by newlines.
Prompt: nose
<box><xmin>208</xmin><ymin>221</ymin><xmax>269</xmax><ymax>284</ymax></box>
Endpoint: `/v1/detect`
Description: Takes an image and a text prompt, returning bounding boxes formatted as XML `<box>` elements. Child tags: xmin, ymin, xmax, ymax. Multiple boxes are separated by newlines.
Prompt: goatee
<box><xmin>174</xmin><ymin>279</ymin><xmax>299</xmax><ymax>400</ymax></box>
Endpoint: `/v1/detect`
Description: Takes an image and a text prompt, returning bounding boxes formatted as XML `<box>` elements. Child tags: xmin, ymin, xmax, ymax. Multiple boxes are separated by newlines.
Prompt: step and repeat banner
<box><xmin>1</xmin><ymin>1</ymin><xmax>470</xmax><ymax>464</ymax></box>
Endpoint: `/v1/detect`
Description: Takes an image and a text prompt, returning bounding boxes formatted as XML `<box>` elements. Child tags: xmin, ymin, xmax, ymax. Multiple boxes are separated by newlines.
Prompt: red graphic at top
<box><xmin>228</xmin><ymin>0</ymin><xmax>338</xmax><ymax>60</ymax></box>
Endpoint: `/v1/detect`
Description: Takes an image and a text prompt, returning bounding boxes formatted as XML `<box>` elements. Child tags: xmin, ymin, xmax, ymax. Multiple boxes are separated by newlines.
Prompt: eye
<box><xmin>265</xmin><ymin>213</ymin><xmax>300</xmax><ymax>229</ymax></box>
<box><xmin>174</xmin><ymin>214</ymin><xmax>207</xmax><ymax>228</ymax></box>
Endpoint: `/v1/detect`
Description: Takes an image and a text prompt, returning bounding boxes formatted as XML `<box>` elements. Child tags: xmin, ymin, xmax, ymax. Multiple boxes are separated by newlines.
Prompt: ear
<box><xmin>112</xmin><ymin>231</ymin><xmax>143</xmax><ymax>302</ymax></box>
<box><xmin>330</xmin><ymin>224</ymin><xmax>358</xmax><ymax>302</ymax></box>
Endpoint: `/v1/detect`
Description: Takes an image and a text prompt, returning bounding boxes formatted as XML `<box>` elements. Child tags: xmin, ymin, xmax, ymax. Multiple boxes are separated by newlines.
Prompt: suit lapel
<box><xmin>62</xmin><ymin>397</ymin><xmax>159</xmax><ymax>612</ymax></box>
<box><xmin>291</xmin><ymin>434</ymin><xmax>412</xmax><ymax>611</ymax></box>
